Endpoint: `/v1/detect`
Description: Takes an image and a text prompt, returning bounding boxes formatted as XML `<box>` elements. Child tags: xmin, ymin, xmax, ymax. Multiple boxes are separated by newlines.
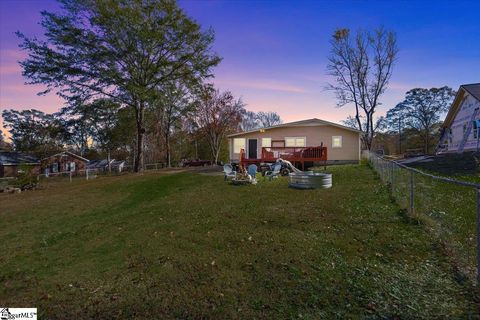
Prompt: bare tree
<box><xmin>240</xmin><ymin>111</ymin><xmax>282</xmax><ymax>131</ymax></box>
<box><xmin>256</xmin><ymin>111</ymin><xmax>283</xmax><ymax>128</ymax></box>
<box><xmin>194</xmin><ymin>86</ymin><xmax>245</xmax><ymax>164</ymax></box>
<box><xmin>152</xmin><ymin>82</ymin><xmax>193</xmax><ymax>167</ymax></box>
<box><xmin>327</xmin><ymin>27</ymin><xmax>398</xmax><ymax>150</ymax></box>
<box><xmin>241</xmin><ymin>111</ymin><xmax>260</xmax><ymax>131</ymax></box>
<box><xmin>342</xmin><ymin>115</ymin><xmax>386</xmax><ymax>133</ymax></box>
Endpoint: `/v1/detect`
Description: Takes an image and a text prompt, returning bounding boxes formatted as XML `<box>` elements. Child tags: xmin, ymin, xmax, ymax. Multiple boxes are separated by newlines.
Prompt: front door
<box><xmin>248</xmin><ymin>139</ymin><xmax>258</xmax><ymax>159</ymax></box>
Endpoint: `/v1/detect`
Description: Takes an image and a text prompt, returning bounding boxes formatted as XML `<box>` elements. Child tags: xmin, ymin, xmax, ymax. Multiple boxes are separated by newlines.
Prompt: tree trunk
<box><xmin>107</xmin><ymin>149</ymin><xmax>111</xmax><ymax>173</ymax></box>
<box><xmin>134</xmin><ymin>106</ymin><xmax>145</xmax><ymax>172</ymax></box>
<box><xmin>165</xmin><ymin>132</ymin><xmax>171</xmax><ymax>167</ymax></box>
<box><xmin>424</xmin><ymin>130</ymin><xmax>429</xmax><ymax>155</ymax></box>
<box><xmin>214</xmin><ymin>146</ymin><xmax>220</xmax><ymax>165</ymax></box>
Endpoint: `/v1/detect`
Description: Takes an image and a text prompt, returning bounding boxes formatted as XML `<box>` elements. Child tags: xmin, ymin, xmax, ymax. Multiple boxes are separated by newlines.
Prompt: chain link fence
<box><xmin>363</xmin><ymin>151</ymin><xmax>480</xmax><ymax>284</ymax></box>
<box><xmin>35</xmin><ymin>162</ymin><xmax>167</xmax><ymax>184</ymax></box>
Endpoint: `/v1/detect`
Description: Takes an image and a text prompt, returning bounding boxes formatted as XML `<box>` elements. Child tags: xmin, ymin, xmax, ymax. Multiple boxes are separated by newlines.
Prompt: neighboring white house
<box><xmin>437</xmin><ymin>83</ymin><xmax>480</xmax><ymax>153</ymax></box>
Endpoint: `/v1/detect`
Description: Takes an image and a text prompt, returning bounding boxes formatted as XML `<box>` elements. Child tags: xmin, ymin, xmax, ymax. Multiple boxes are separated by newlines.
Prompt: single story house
<box><xmin>437</xmin><ymin>83</ymin><xmax>480</xmax><ymax>153</ymax></box>
<box><xmin>41</xmin><ymin>151</ymin><xmax>89</xmax><ymax>176</ymax></box>
<box><xmin>0</xmin><ymin>152</ymin><xmax>41</xmax><ymax>178</ymax></box>
<box><xmin>227</xmin><ymin>118</ymin><xmax>362</xmax><ymax>165</ymax></box>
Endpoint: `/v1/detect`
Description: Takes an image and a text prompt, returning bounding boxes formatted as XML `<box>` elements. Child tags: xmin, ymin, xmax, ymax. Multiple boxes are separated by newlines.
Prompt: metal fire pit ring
<box><xmin>288</xmin><ymin>172</ymin><xmax>332</xmax><ymax>189</ymax></box>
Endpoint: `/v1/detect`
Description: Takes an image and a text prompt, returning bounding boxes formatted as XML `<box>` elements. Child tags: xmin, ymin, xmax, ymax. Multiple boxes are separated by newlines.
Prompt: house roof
<box><xmin>442</xmin><ymin>83</ymin><xmax>480</xmax><ymax>128</ymax></box>
<box><xmin>227</xmin><ymin>118</ymin><xmax>362</xmax><ymax>137</ymax></box>
<box><xmin>43</xmin><ymin>151</ymin><xmax>90</xmax><ymax>162</ymax></box>
<box><xmin>87</xmin><ymin>159</ymin><xmax>120</xmax><ymax>169</ymax></box>
<box><xmin>0</xmin><ymin>152</ymin><xmax>40</xmax><ymax>165</ymax></box>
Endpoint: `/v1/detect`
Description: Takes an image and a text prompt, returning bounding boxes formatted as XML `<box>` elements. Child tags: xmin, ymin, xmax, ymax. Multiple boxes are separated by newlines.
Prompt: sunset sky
<box><xmin>1</xmin><ymin>0</ymin><xmax>479</xmax><ymax>134</ymax></box>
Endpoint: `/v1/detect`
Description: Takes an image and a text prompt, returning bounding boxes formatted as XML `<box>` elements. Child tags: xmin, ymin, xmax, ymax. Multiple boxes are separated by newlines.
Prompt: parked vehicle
<box><xmin>181</xmin><ymin>159</ymin><xmax>212</xmax><ymax>167</ymax></box>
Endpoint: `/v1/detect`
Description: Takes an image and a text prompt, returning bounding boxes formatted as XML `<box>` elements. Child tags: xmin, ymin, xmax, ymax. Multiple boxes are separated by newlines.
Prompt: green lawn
<box><xmin>0</xmin><ymin>165</ymin><xmax>478</xmax><ymax>319</ymax></box>
<box><xmin>393</xmin><ymin>153</ymin><xmax>479</xmax><ymax>280</ymax></box>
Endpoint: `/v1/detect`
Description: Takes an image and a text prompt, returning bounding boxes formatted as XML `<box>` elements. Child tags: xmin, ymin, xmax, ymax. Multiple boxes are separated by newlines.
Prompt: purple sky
<box><xmin>1</xmin><ymin>0</ymin><xmax>479</xmax><ymax>135</ymax></box>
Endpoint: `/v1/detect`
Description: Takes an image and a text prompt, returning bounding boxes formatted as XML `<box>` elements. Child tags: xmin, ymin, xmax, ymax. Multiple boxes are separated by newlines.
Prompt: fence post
<box><xmin>409</xmin><ymin>170</ymin><xmax>415</xmax><ymax>215</ymax></box>
<box><xmin>69</xmin><ymin>171</ymin><xmax>72</xmax><ymax>183</ymax></box>
<box><xmin>86</xmin><ymin>169</ymin><xmax>89</xmax><ymax>180</ymax></box>
<box><xmin>477</xmin><ymin>188</ymin><xmax>480</xmax><ymax>284</ymax></box>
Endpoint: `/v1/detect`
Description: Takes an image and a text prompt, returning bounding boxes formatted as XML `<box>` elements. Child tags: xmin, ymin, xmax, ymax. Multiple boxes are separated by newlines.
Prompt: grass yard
<box><xmin>393</xmin><ymin>153</ymin><xmax>480</xmax><ymax>279</ymax></box>
<box><xmin>0</xmin><ymin>165</ymin><xmax>478</xmax><ymax>319</ymax></box>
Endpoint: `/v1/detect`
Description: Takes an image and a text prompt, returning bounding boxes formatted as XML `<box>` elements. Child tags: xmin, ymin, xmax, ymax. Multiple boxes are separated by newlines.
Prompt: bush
<box><xmin>14</xmin><ymin>164</ymin><xmax>38</xmax><ymax>190</ymax></box>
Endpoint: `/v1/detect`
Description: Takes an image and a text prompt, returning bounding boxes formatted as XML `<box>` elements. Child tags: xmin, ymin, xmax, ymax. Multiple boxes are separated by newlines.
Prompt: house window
<box><xmin>285</xmin><ymin>137</ymin><xmax>306</xmax><ymax>147</ymax></box>
<box><xmin>332</xmin><ymin>136</ymin><xmax>343</xmax><ymax>148</ymax></box>
<box><xmin>52</xmin><ymin>163</ymin><xmax>58</xmax><ymax>173</ymax></box>
<box><xmin>70</xmin><ymin>162</ymin><xmax>76</xmax><ymax>172</ymax></box>
<box><xmin>233</xmin><ymin>138</ymin><xmax>246</xmax><ymax>153</ymax></box>
<box><xmin>261</xmin><ymin>138</ymin><xmax>272</xmax><ymax>147</ymax></box>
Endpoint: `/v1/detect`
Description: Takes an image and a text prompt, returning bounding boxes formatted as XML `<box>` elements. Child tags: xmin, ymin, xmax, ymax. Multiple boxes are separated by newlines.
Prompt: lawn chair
<box><xmin>247</xmin><ymin>164</ymin><xmax>258</xmax><ymax>184</ymax></box>
<box><xmin>264</xmin><ymin>163</ymin><xmax>281</xmax><ymax>181</ymax></box>
<box><xmin>223</xmin><ymin>164</ymin><xmax>237</xmax><ymax>181</ymax></box>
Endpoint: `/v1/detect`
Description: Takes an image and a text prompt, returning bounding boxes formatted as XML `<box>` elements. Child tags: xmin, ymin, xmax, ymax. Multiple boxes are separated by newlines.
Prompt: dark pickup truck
<box><xmin>182</xmin><ymin>159</ymin><xmax>212</xmax><ymax>167</ymax></box>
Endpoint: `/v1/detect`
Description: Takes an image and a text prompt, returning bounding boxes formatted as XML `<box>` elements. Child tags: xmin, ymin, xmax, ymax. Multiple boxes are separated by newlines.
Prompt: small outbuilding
<box><xmin>0</xmin><ymin>152</ymin><xmax>41</xmax><ymax>178</ymax></box>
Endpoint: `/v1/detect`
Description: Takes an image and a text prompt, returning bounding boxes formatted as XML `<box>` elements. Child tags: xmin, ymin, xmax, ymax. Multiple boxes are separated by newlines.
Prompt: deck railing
<box><xmin>261</xmin><ymin>146</ymin><xmax>326</xmax><ymax>161</ymax></box>
<box><xmin>240</xmin><ymin>146</ymin><xmax>327</xmax><ymax>165</ymax></box>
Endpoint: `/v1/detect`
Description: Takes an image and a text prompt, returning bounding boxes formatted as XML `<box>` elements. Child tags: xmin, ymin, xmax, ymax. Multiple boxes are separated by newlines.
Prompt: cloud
<box><xmin>216</xmin><ymin>79</ymin><xmax>307</xmax><ymax>93</ymax></box>
<box><xmin>0</xmin><ymin>49</ymin><xmax>27</xmax><ymax>60</ymax></box>
<box><xmin>0</xmin><ymin>83</ymin><xmax>46</xmax><ymax>94</ymax></box>
<box><xmin>0</xmin><ymin>64</ymin><xmax>22</xmax><ymax>75</ymax></box>
<box><xmin>388</xmin><ymin>81</ymin><xmax>416</xmax><ymax>91</ymax></box>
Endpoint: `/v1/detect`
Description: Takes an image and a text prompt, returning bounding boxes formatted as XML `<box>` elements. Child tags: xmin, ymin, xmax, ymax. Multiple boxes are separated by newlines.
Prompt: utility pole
<box><xmin>398</xmin><ymin>115</ymin><xmax>402</xmax><ymax>154</ymax></box>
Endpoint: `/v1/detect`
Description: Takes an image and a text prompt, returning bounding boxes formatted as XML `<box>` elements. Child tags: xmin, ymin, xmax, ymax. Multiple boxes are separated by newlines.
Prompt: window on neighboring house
<box><xmin>261</xmin><ymin>138</ymin><xmax>272</xmax><ymax>148</ymax></box>
<box><xmin>52</xmin><ymin>163</ymin><xmax>58</xmax><ymax>173</ymax></box>
<box><xmin>233</xmin><ymin>138</ymin><xmax>246</xmax><ymax>153</ymax></box>
<box><xmin>285</xmin><ymin>137</ymin><xmax>306</xmax><ymax>147</ymax></box>
<box><xmin>70</xmin><ymin>162</ymin><xmax>76</xmax><ymax>172</ymax></box>
<box><xmin>332</xmin><ymin>136</ymin><xmax>343</xmax><ymax>148</ymax></box>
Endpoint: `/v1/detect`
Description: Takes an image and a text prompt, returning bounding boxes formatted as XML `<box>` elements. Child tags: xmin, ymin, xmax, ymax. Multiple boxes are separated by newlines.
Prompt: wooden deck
<box><xmin>240</xmin><ymin>146</ymin><xmax>327</xmax><ymax>170</ymax></box>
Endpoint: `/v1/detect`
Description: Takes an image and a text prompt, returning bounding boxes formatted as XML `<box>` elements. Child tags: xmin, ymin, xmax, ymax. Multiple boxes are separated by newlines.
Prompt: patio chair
<box><xmin>223</xmin><ymin>164</ymin><xmax>237</xmax><ymax>181</ymax></box>
<box><xmin>264</xmin><ymin>163</ymin><xmax>281</xmax><ymax>181</ymax></box>
<box><xmin>247</xmin><ymin>164</ymin><xmax>258</xmax><ymax>184</ymax></box>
